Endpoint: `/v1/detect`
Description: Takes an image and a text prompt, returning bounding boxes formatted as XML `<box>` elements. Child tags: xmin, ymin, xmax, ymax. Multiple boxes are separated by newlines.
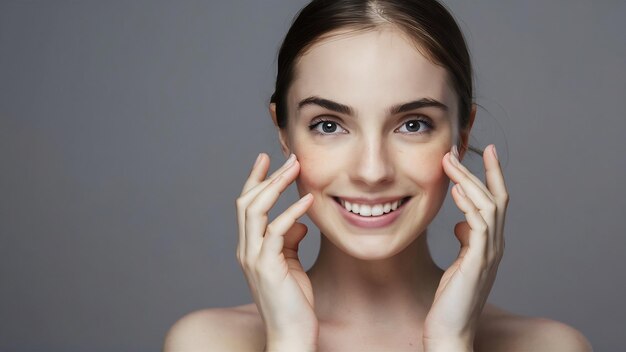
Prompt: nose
<box><xmin>350</xmin><ymin>136</ymin><xmax>395</xmax><ymax>187</ymax></box>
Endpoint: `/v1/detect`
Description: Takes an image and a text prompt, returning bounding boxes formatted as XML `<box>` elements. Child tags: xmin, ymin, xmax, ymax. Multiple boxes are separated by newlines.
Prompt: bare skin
<box><xmin>163</xmin><ymin>301</ymin><xmax>592</xmax><ymax>351</ymax></box>
<box><xmin>166</xmin><ymin>209</ymin><xmax>590</xmax><ymax>350</ymax></box>
<box><xmin>164</xmin><ymin>227</ymin><xmax>591</xmax><ymax>351</ymax></box>
<box><xmin>164</xmin><ymin>27</ymin><xmax>592</xmax><ymax>352</ymax></box>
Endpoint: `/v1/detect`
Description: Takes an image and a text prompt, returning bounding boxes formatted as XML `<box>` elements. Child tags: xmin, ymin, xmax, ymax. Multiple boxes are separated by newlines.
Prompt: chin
<box><xmin>341</xmin><ymin>238</ymin><xmax>410</xmax><ymax>260</ymax></box>
<box><xmin>312</xmin><ymin>201</ymin><xmax>429</xmax><ymax>261</ymax></box>
<box><xmin>323</xmin><ymin>225</ymin><xmax>426</xmax><ymax>261</ymax></box>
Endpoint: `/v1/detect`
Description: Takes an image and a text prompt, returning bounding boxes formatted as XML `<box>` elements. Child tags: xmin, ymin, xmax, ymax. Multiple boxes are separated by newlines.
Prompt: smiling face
<box><xmin>272</xmin><ymin>26</ymin><xmax>460</xmax><ymax>259</ymax></box>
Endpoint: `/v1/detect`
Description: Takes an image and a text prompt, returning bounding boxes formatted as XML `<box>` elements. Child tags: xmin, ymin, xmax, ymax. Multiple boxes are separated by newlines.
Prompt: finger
<box><xmin>240</xmin><ymin>154</ymin><xmax>297</xmax><ymax>206</ymax></box>
<box><xmin>238</xmin><ymin>153</ymin><xmax>270</xmax><ymax>258</ymax></box>
<box><xmin>447</xmin><ymin>148</ymin><xmax>493</xmax><ymax>200</ymax></box>
<box><xmin>453</xmin><ymin>221</ymin><xmax>471</xmax><ymax>252</ymax></box>
<box><xmin>244</xmin><ymin>160</ymin><xmax>301</xmax><ymax>258</ymax></box>
<box><xmin>451</xmin><ymin>183</ymin><xmax>490</xmax><ymax>264</ymax></box>
<box><xmin>241</xmin><ymin>153</ymin><xmax>270</xmax><ymax>196</ymax></box>
<box><xmin>446</xmin><ymin>155</ymin><xmax>499</xmax><ymax>263</ymax></box>
<box><xmin>258</xmin><ymin>194</ymin><xmax>313</xmax><ymax>262</ymax></box>
<box><xmin>283</xmin><ymin>222</ymin><xmax>309</xmax><ymax>255</ymax></box>
<box><xmin>237</xmin><ymin>154</ymin><xmax>296</xmax><ymax>258</ymax></box>
<box><xmin>483</xmin><ymin>145</ymin><xmax>508</xmax><ymax>206</ymax></box>
<box><xmin>483</xmin><ymin>144</ymin><xmax>509</xmax><ymax>255</ymax></box>
<box><xmin>444</xmin><ymin>153</ymin><xmax>496</xmax><ymax>213</ymax></box>
<box><xmin>242</xmin><ymin>153</ymin><xmax>295</xmax><ymax>197</ymax></box>
<box><xmin>453</xmin><ymin>221</ymin><xmax>474</xmax><ymax>267</ymax></box>
<box><xmin>266</xmin><ymin>193</ymin><xmax>313</xmax><ymax>250</ymax></box>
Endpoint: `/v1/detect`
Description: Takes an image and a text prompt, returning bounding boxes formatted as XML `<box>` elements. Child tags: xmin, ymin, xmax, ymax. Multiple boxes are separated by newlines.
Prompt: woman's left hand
<box><xmin>423</xmin><ymin>144</ymin><xmax>509</xmax><ymax>352</ymax></box>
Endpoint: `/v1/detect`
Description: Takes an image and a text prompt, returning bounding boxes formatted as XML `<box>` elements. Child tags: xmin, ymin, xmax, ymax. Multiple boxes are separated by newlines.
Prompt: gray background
<box><xmin>1</xmin><ymin>1</ymin><xmax>624</xmax><ymax>351</ymax></box>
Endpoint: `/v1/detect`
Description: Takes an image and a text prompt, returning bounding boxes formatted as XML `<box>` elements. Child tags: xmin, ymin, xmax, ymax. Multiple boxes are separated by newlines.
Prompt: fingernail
<box><xmin>452</xmin><ymin>145</ymin><xmax>460</xmax><ymax>159</ymax></box>
<box><xmin>456</xmin><ymin>184</ymin><xmax>466</xmax><ymax>197</ymax></box>
<box><xmin>253</xmin><ymin>153</ymin><xmax>263</xmax><ymax>167</ymax></box>
<box><xmin>491</xmin><ymin>145</ymin><xmax>498</xmax><ymax>160</ymax></box>
<box><xmin>285</xmin><ymin>153</ymin><xmax>296</xmax><ymax>166</ymax></box>
<box><xmin>449</xmin><ymin>150</ymin><xmax>460</xmax><ymax>167</ymax></box>
<box><xmin>297</xmin><ymin>193</ymin><xmax>312</xmax><ymax>203</ymax></box>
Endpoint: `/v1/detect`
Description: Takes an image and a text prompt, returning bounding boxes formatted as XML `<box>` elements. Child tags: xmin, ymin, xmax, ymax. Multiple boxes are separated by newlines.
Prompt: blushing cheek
<box><xmin>405</xmin><ymin>151</ymin><xmax>450</xmax><ymax>195</ymax></box>
<box><xmin>429</xmin><ymin>153</ymin><xmax>451</xmax><ymax>196</ymax></box>
<box><xmin>293</xmin><ymin>149</ymin><xmax>329</xmax><ymax>197</ymax></box>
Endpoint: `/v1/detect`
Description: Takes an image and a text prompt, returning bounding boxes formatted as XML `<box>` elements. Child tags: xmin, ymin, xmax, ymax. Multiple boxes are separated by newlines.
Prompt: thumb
<box><xmin>454</xmin><ymin>221</ymin><xmax>471</xmax><ymax>248</ymax></box>
<box><xmin>283</xmin><ymin>222</ymin><xmax>308</xmax><ymax>252</ymax></box>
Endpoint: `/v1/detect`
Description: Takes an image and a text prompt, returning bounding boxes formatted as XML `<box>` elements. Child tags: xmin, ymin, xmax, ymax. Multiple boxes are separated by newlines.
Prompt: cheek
<box><xmin>400</xmin><ymin>148</ymin><xmax>449</xmax><ymax>190</ymax></box>
<box><xmin>293</xmin><ymin>146</ymin><xmax>337</xmax><ymax>195</ymax></box>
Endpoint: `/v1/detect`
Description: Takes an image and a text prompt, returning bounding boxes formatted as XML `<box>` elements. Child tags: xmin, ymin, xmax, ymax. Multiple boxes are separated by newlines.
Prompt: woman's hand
<box><xmin>236</xmin><ymin>153</ymin><xmax>318</xmax><ymax>352</ymax></box>
<box><xmin>423</xmin><ymin>144</ymin><xmax>509</xmax><ymax>352</ymax></box>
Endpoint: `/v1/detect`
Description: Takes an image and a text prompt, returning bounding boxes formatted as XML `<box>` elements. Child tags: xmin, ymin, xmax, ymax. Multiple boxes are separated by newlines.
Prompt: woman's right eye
<box><xmin>308</xmin><ymin>119</ymin><xmax>348</xmax><ymax>135</ymax></box>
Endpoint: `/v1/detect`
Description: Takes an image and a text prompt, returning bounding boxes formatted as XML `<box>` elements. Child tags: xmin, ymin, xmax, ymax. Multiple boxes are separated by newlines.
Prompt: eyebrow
<box><xmin>296</xmin><ymin>96</ymin><xmax>449</xmax><ymax>116</ymax></box>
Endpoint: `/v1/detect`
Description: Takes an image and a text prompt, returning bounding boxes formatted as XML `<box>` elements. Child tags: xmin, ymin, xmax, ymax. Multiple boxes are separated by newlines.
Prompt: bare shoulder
<box><xmin>477</xmin><ymin>304</ymin><xmax>593</xmax><ymax>352</ymax></box>
<box><xmin>163</xmin><ymin>303</ymin><xmax>264</xmax><ymax>352</ymax></box>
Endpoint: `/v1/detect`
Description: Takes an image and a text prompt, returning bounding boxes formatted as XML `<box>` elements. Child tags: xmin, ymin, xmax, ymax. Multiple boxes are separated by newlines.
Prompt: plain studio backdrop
<box><xmin>1</xmin><ymin>1</ymin><xmax>624</xmax><ymax>351</ymax></box>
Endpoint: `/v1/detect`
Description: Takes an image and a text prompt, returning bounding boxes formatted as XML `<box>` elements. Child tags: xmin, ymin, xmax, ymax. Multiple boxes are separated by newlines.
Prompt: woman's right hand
<box><xmin>236</xmin><ymin>152</ymin><xmax>318</xmax><ymax>351</ymax></box>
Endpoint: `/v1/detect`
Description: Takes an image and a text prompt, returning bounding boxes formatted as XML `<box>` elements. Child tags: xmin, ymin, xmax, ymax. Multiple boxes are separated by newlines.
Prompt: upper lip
<box><xmin>334</xmin><ymin>196</ymin><xmax>410</xmax><ymax>205</ymax></box>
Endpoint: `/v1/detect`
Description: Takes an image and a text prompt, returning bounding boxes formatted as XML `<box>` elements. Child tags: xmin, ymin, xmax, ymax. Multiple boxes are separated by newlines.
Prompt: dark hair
<box><xmin>270</xmin><ymin>0</ymin><xmax>479</xmax><ymax>154</ymax></box>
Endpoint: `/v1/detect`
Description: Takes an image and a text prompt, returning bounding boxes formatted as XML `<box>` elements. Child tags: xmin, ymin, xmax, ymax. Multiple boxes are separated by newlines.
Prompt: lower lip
<box><xmin>334</xmin><ymin>198</ymin><xmax>409</xmax><ymax>229</ymax></box>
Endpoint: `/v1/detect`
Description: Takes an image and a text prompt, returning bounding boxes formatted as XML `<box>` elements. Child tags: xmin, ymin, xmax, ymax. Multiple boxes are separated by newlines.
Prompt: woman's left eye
<box><xmin>395</xmin><ymin>119</ymin><xmax>433</xmax><ymax>134</ymax></box>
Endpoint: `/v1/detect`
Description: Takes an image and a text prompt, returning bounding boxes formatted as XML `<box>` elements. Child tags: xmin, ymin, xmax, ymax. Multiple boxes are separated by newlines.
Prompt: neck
<box><xmin>306</xmin><ymin>229</ymin><xmax>444</xmax><ymax>327</ymax></box>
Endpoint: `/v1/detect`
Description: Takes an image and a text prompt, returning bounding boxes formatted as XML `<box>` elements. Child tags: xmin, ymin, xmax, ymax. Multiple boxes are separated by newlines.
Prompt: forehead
<box><xmin>288</xmin><ymin>27</ymin><xmax>457</xmax><ymax>116</ymax></box>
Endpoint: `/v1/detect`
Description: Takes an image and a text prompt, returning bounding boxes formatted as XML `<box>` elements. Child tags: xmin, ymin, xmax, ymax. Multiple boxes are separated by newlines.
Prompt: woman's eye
<box><xmin>396</xmin><ymin>119</ymin><xmax>433</xmax><ymax>134</ymax></box>
<box><xmin>309</xmin><ymin>120</ymin><xmax>347</xmax><ymax>135</ymax></box>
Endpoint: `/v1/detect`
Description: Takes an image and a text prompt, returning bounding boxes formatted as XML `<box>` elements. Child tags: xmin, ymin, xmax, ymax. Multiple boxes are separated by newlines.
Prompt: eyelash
<box><xmin>308</xmin><ymin>117</ymin><xmax>434</xmax><ymax>136</ymax></box>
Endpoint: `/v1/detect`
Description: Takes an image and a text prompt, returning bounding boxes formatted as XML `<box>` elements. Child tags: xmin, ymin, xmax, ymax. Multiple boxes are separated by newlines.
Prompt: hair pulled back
<box><xmin>270</xmin><ymin>0</ymin><xmax>475</xmax><ymax>151</ymax></box>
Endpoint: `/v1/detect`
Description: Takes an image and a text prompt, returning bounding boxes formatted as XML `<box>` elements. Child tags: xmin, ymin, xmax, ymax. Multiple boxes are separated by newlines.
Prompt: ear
<box><xmin>459</xmin><ymin>103</ymin><xmax>476</xmax><ymax>160</ymax></box>
<box><xmin>269</xmin><ymin>103</ymin><xmax>291</xmax><ymax>157</ymax></box>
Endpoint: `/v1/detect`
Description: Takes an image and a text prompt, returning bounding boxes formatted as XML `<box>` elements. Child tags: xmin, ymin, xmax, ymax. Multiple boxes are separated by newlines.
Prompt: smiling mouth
<box><xmin>333</xmin><ymin>196</ymin><xmax>411</xmax><ymax>217</ymax></box>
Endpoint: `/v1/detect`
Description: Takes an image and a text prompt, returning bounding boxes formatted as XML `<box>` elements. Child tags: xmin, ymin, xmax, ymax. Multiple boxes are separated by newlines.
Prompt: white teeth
<box><xmin>339</xmin><ymin>198</ymin><xmax>407</xmax><ymax>217</ymax></box>
<box><xmin>359</xmin><ymin>204</ymin><xmax>372</xmax><ymax>216</ymax></box>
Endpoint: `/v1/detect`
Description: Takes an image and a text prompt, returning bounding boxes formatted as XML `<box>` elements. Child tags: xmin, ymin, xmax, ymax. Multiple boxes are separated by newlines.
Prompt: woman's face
<box><xmin>273</xmin><ymin>27</ymin><xmax>460</xmax><ymax>260</ymax></box>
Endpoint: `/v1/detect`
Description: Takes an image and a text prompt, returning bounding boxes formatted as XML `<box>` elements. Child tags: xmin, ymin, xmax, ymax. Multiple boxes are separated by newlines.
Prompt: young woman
<box><xmin>165</xmin><ymin>1</ymin><xmax>592</xmax><ymax>351</ymax></box>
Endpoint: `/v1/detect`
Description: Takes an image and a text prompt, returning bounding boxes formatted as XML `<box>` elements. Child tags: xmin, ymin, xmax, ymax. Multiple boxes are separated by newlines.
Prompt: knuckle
<box><xmin>266</xmin><ymin>183</ymin><xmax>281</xmax><ymax>195</ymax></box>
<box><xmin>265</xmin><ymin>223</ymin><xmax>275</xmax><ymax>235</ymax></box>
<box><xmin>236</xmin><ymin>196</ymin><xmax>248</xmax><ymax>210</ymax></box>
<box><xmin>253</xmin><ymin>262</ymin><xmax>267</xmax><ymax>276</ymax></box>
<box><xmin>245</xmin><ymin>203</ymin><xmax>260</xmax><ymax>217</ymax></box>
<box><xmin>483</xmin><ymin>255</ymin><xmax>494</xmax><ymax>268</ymax></box>
<box><xmin>487</xmin><ymin>253</ymin><xmax>499</xmax><ymax>265</ymax></box>
<box><xmin>243</xmin><ymin>258</ymin><xmax>255</xmax><ymax>271</ymax></box>
<box><xmin>499</xmin><ymin>193</ymin><xmax>510</xmax><ymax>206</ymax></box>
<box><xmin>483</xmin><ymin>202</ymin><xmax>497</xmax><ymax>213</ymax></box>
<box><xmin>476</xmin><ymin>221</ymin><xmax>489</xmax><ymax>234</ymax></box>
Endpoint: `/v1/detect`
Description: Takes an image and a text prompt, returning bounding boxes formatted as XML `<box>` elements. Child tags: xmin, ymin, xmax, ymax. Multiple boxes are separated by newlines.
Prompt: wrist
<box><xmin>265</xmin><ymin>330</ymin><xmax>318</xmax><ymax>352</ymax></box>
<box><xmin>423</xmin><ymin>337</ymin><xmax>473</xmax><ymax>352</ymax></box>
<box><xmin>265</xmin><ymin>340</ymin><xmax>317</xmax><ymax>352</ymax></box>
